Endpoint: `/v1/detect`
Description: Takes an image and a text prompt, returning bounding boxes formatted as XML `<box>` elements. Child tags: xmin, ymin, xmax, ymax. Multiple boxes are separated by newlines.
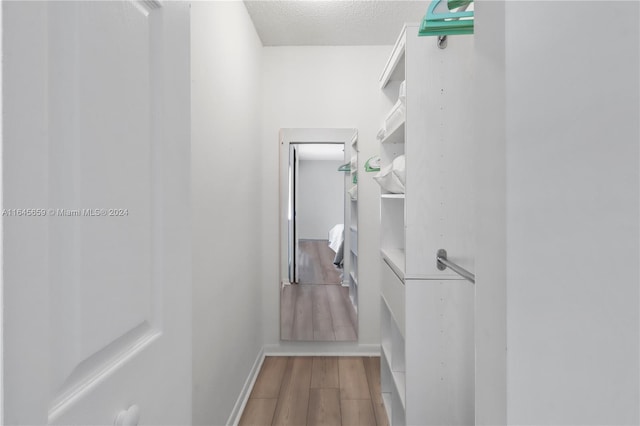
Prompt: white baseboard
<box><xmin>263</xmin><ymin>343</ymin><xmax>380</xmax><ymax>357</ymax></box>
<box><xmin>226</xmin><ymin>347</ymin><xmax>265</xmax><ymax>426</ymax></box>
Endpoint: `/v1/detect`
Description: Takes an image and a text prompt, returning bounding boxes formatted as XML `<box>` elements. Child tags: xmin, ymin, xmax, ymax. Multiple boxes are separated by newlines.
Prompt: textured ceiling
<box><xmin>243</xmin><ymin>1</ymin><xmax>430</xmax><ymax>46</ymax></box>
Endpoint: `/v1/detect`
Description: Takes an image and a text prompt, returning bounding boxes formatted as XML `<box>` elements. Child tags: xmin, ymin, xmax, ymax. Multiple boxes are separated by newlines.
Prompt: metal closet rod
<box><xmin>436</xmin><ymin>249</ymin><xmax>475</xmax><ymax>284</ymax></box>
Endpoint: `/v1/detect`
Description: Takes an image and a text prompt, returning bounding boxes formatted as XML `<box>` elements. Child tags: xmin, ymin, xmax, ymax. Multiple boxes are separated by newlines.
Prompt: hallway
<box><xmin>3</xmin><ymin>1</ymin><xmax>638</xmax><ymax>424</ymax></box>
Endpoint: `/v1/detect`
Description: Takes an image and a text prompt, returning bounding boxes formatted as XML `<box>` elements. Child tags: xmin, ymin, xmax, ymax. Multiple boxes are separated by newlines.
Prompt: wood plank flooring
<box><xmin>282</xmin><ymin>239</ymin><xmax>356</xmax><ymax>341</ymax></box>
<box><xmin>297</xmin><ymin>240</ymin><xmax>342</xmax><ymax>285</ymax></box>
<box><xmin>239</xmin><ymin>356</ymin><xmax>389</xmax><ymax>426</ymax></box>
<box><xmin>280</xmin><ymin>285</ymin><xmax>357</xmax><ymax>341</ymax></box>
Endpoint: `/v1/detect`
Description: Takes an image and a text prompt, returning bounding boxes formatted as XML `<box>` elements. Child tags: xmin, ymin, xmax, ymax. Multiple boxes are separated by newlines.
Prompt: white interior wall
<box><xmin>260</xmin><ymin>46</ymin><xmax>394</xmax><ymax>350</ymax></box>
<box><xmin>297</xmin><ymin>159</ymin><xmax>344</xmax><ymax>240</ymax></box>
<box><xmin>190</xmin><ymin>3</ymin><xmax>264</xmax><ymax>425</ymax></box>
<box><xmin>505</xmin><ymin>2</ymin><xmax>639</xmax><ymax>423</ymax></box>
<box><xmin>476</xmin><ymin>1</ymin><xmax>639</xmax><ymax>424</ymax></box>
<box><xmin>473</xmin><ymin>1</ymin><xmax>506</xmax><ymax>424</ymax></box>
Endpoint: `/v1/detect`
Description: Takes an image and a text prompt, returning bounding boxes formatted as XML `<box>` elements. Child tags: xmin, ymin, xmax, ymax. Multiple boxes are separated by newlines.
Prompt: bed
<box><xmin>328</xmin><ymin>224</ymin><xmax>345</xmax><ymax>267</ymax></box>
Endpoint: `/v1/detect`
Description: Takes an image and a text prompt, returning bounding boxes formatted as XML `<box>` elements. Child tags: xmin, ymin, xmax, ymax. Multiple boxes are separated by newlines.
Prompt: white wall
<box><xmin>297</xmin><ymin>159</ymin><xmax>344</xmax><ymax>240</ymax></box>
<box><xmin>261</xmin><ymin>46</ymin><xmax>394</xmax><ymax>350</ymax></box>
<box><xmin>474</xmin><ymin>1</ymin><xmax>506</xmax><ymax>424</ymax></box>
<box><xmin>476</xmin><ymin>1</ymin><xmax>639</xmax><ymax>424</ymax></box>
<box><xmin>191</xmin><ymin>3</ymin><xmax>264</xmax><ymax>425</ymax></box>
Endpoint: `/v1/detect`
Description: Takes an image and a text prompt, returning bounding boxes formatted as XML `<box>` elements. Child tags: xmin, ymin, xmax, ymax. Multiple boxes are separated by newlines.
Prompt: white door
<box><xmin>3</xmin><ymin>1</ymin><xmax>191</xmax><ymax>424</ymax></box>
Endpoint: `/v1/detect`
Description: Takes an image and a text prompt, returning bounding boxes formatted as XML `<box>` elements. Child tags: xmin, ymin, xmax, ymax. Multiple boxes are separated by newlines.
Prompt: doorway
<box><xmin>289</xmin><ymin>143</ymin><xmax>344</xmax><ymax>285</ymax></box>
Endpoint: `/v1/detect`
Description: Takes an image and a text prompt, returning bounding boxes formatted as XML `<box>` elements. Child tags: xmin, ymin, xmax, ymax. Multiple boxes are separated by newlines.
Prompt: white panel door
<box><xmin>3</xmin><ymin>1</ymin><xmax>191</xmax><ymax>424</ymax></box>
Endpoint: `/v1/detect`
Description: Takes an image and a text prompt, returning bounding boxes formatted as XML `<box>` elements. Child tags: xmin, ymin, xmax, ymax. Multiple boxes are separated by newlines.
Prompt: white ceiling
<box><xmin>296</xmin><ymin>143</ymin><xmax>344</xmax><ymax>161</ymax></box>
<box><xmin>243</xmin><ymin>1</ymin><xmax>430</xmax><ymax>46</ymax></box>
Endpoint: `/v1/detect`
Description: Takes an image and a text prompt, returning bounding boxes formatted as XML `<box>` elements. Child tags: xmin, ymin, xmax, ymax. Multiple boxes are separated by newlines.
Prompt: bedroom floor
<box><xmin>297</xmin><ymin>239</ymin><xmax>342</xmax><ymax>285</ymax></box>
<box><xmin>238</xmin><ymin>356</ymin><xmax>389</xmax><ymax>426</ymax></box>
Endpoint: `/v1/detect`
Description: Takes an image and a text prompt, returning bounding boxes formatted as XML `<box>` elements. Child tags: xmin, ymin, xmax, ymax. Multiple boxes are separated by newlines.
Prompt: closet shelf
<box><xmin>381</xmin><ymin>393</ymin><xmax>393</xmax><ymax>425</ymax></box>
<box><xmin>381</xmin><ymin>248</ymin><xmax>405</xmax><ymax>281</ymax></box>
<box><xmin>381</xmin><ymin>344</ymin><xmax>406</xmax><ymax>411</ymax></box>
<box><xmin>382</xmin><ymin>337</ymin><xmax>392</xmax><ymax>362</ymax></box>
<box><xmin>346</xmin><ymin>132</ymin><xmax>358</xmax><ymax>315</ymax></box>
<box><xmin>381</xmin><ymin>120</ymin><xmax>405</xmax><ymax>145</ymax></box>
<box><xmin>393</xmin><ymin>370</ymin><xmax>407</xmax><ymax>409</ymax></box>
<box><xmin>379</xmin><ymin>25</ymin><xmax>408</xmax><ymax>89</ymax></box>
<box><xmin>381</xmin><ymin>193</ymin><xmax>405</xmax><ymax>199</ymax></box>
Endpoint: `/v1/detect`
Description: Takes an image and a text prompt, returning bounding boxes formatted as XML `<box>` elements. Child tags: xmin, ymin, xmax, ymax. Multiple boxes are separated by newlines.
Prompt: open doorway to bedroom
<box><xmin>289</xmin><ymin>143</ymin><xmax>344</xmax><ymax>286</ymax></box>
<box><xmin>280</xmin><ymin>128</ymin><xmax>358</xmax><ymax>342</ymax></box>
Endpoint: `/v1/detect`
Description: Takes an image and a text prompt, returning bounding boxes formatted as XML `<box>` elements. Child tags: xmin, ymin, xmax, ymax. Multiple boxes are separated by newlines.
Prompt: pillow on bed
<box><xmin>327</xmin><ymin>224</ymin><xmax>344</xmax><ymax>253</ymax></box>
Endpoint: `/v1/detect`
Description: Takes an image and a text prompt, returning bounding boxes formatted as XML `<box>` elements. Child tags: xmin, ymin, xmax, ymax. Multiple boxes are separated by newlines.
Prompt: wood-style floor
<box><xmin>297</xmin><ymin>240</ymin><xmax>342</xmax><ymax>285</ymax></box>
<box><xmin>239</xmin><ymin>356</ymin><xmax>389</xmax><ymax>426</ymax></box>
<box><xmin>280</xmin><ymin>284</ymin><xmax>357</xmax><ymax>341</ymax></box>
<box><xmin>282</xmin><ymin>239</ymin><xmax>357</xmax><ymax>341</ymax></box>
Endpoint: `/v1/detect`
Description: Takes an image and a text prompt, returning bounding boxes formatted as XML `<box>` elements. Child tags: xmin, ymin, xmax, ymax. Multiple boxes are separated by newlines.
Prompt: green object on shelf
<box><xmin>352</xmin><ymin>172</ymin><xmax>358</xmax><ymax>184</ymax></box>
<box><xmin>338</xmin><ymin>163</ymin><xmax>351</xmax><ymax>172</ymax></box>
<box><xmin>365</xmin><ymin>156</ymin><xmax>381</xmax><ymax>172</ymax></box>
<box><xmin>418</xmin><ymin>0</ymin><xmax>474</xmax><ymax>37</ymax></box>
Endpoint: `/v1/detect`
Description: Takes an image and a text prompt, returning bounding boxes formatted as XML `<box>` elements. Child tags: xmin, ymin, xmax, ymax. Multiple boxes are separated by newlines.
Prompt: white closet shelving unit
<box><xmin>347</xmin><ymin>132</ymin><xmax>358</xmax><ymax>311</ymax></box>
<box><xmin>378</xmin><ymin>24</ymin><xmax>476</xmax><ymax>426</ymax></box>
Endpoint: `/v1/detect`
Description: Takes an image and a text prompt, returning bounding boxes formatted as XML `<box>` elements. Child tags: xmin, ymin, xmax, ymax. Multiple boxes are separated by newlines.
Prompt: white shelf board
<box><xmin>379</xmin><ymin>25</ymin><xmax>407</xmax><ymax>89</ymax></box>
<box><xmin>350</xmin><ymin>133</ymin><xmax>358</xmax><ymax>147</ymax></box>
<box><xmin>392</xmin><ymin>370</ymin><xmax>406</xmax><ymax>410</ymax></box>
<box><xmin>382</xmin><ymin>338</ymin><xmax>392</xmax><ymax>365</ymax></box>
<box><xmin>349</xmin><ymin>270</ymin><xmax>358</xmax><ymax>286</ymax></box>
<box><xmin>381</xmin><ymin>248</ymin><xmax>405</xmax><ymax>281</ymax></box>
<box><xmin>381</xmin><ymin>392</ymin><xmax>392</xmax><ymax>425</ymax></box>
<box><xmin>380</xmin><ymin>119</ymin><xmax>405</xmax><ymax>145</ymax></box>
<box><xmin>381</xmin><ymin>193</ymin><xmax>405</xmax><ymax>199</ymax></box>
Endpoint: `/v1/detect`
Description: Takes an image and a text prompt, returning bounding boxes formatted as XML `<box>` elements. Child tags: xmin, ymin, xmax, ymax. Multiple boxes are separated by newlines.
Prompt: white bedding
<box><xmin>328</xmin><ymin>224</ymin><xmax>344</xmax><ymax>253</ymax></box>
